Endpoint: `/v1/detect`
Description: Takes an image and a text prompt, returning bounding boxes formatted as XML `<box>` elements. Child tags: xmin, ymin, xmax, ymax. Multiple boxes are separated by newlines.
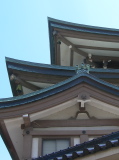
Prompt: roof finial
<box><xmin>75</xmin><ymin>63</ymin><xmax>90</xmax><ymax>74</ymax></box>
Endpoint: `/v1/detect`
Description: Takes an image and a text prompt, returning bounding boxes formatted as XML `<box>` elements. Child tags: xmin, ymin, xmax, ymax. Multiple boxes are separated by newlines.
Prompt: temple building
<box><xmin>1</xmin><ymin>18</ymin><xmax>119</xmax><ymax>160</ymax></box>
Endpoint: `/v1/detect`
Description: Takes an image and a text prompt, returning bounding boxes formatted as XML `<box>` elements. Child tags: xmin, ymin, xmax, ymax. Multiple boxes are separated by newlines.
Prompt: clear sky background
<box><xmin>1</xmin><ymin>0</ymin><xmax>119</xmax><ymax>159</ymax></box>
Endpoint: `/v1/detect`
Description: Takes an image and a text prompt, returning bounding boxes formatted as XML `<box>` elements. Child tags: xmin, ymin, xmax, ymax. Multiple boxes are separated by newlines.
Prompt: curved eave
<box><xmin>6</xmin><ymin>57</ymin><xmax>119</xmax><ymax>78</ymax></box>
<box><xmin>6</xmin><ymin>57</ymin><xmax>75</xmax><ymax>77</ymax></box>
<box><xmin>0</xmin><ymin>71</ymin><xmax>119</xmax><ymax>108</ymax></box>
<box><xmin>48</xmin><ymin>17</ymin><xmax>119</xmax><ymax>64</ymax></box>
<box><xmin>48</xmin><ymin>17</ymin><xmax>119</xmax><ymax>34</ymax></box>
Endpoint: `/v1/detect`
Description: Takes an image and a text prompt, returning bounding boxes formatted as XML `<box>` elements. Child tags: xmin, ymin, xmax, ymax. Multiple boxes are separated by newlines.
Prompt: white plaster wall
<box><xmin>22</xmin><ymin>86</ymin><xmax>33</xmax><ymax>95</ymax></box>
<box><xmin>73</xmin><ymin>51</ymin><xmax>84</xmax><ymax>67</ymax></box>
<box><xmin>40</xmin><ymin>103</ymin><xmax>79</xmax><ymax>120</ymax></box>
<box><xmin>85</xmin><ymin>104</ymin><xmax>119</xmax><ymax>119</ymax></box>
<box><xmin>31</xmin><ymin>138</ymin><xmax>39</xmax><ymax>158</ymax></box>
<box><xmin>74</xmin><ymin>137</ymin><xmax>80</xmax><ymax>145</ymax></box>
<box><xmin>60</xmin><ymin>42</ymin><xmax>70</xmax><ymax>66</ymax></box>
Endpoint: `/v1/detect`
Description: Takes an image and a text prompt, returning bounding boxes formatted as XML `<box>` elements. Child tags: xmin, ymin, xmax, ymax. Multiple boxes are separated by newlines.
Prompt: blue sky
<box><xmin>1</xmin><ymin>0</ymin><xmax>119</xmax><ymax>159</ymax></box>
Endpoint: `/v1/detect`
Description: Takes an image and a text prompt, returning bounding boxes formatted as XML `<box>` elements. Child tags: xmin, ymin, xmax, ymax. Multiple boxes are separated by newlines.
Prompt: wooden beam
<box><xmin>75</xmin><ymin>45</ymin><xmax>119</xmax><ymax>51</ymax></box>
<box><xmin>80</xmin><ymin>135</ymin><xmax>89</xmax><ymax>143</ymax></box>
<box><xmin>28</xmin><ymin>119</ymin><xmax>119</xmax><ymax>128</ymax></box>
<box><xmin>23</xmin><ymin>114</ymin><xmax>31</xmax><ymax>128</ymax></box>
<box><xmin>12</xmin><ymin>71</ymin><xmax>68</xmax><ymax>84</ymax></box>
<box><xmin>54</xmin><ymin>28</ymin><xmax>119</xmax><ymax>42</ymax></box>
<box><xmin>11</xmin><ymin>74</ymin><xmax>42</xmax><ymax>91</ymax></box>
<box><xmin>57</xmin><ymin>33</ymin><xmax>88</xmax><ymax>57</ymax></box>
<box><xmin>30</xmin><ymin>129</ymin><xmax>118</xmax><ymax>136</ymax></box>
<box><xmin>23</xmin><ymin>131</ymin><xmax>32</xmax><ymax>160</ymax></box>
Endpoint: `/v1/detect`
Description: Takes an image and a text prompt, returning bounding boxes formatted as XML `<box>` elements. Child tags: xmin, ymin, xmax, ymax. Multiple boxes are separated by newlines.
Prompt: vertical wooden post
<box><xmin>23</xmin><ymin>128</ymin><xmax>32</xmax><ymax>160</ymax></box>
<box><xmin>70</xmin><ymin>137</ymin><xmax>74</xmax><ymax>147</ymax></box>
<box><xmin>22</xmin><ymin>114</ymin><xmax>32</xmax><ymax>160</ymax></box>
<box><xmin>80</xmin><ymin>134</ymin><xmax>89</xmax><ymax>143</ymax></box>
<box><xmin>38</xmin><ymin>137</ymin><xmax>42</xmax><ymax>156</ymax></box>
<box><xmin>70</xmin><ymin>49</ymin><xmax>74</xmax><ymax>66</ymax></box>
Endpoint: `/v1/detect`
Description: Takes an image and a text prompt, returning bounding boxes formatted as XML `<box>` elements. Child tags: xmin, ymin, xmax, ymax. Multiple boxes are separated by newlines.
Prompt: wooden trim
<box><xmin>70</xmin><ymin>137</ymin><xmax>74</xmax><ymax>146</ymax></box>
<box><xmin>15</xmin><ymin>76</ymin><xmax>42</xmax><ymax>91</ymax></box>
<box><xmin>23</xmin><ymin>129</ymin><xmax>32</xmax><ymax>160</ymax></box>
<box><xmin>70</xmin><ymin>49</ymin><xmax>74</xmax><ymax>66</ymax></box>
<box><xmin>38</xmin><ymin>137</ymin><xmax>42</xmax><ymax>156</ymax></box>
<box><xmin>75</xmin><ymin>44</ymin><xmax>119</xmax><ymax>51</ymax></box>
<box><xmin>58</xmin><ymin>33</ymin><xmax>87</xmax><ymax>57</ymax></box>
<box><xmin>55</xmin><ymin>28</ymin><xmax>119</xmax><ymax>42</ymax></box>
<box><xmin>28</xmin><ymin>119</ymin><xmax>119</xmax><ymax>129</ymax></box>
<box><xmin>0</xmin><ymin>120</ymin><xmax>19</xmax><ymax>160</ymax></box>
<box><xmin>56</xmin><ymin>40</ymin><xmax>61</xmax><ymax>65</ymax></box>
<box><xmin>23</xmin><ymin>114</ymin><xmax>31</xmax><ymax>128</ymax></box>
<box><xmin>31</xmin><ymin>129</ymin><xmax>118</xmax><ymax>136</ymax></box>
<box><xmin>11</xmin><ymin>74</ymin><xmax>42</xmax><ymax>91</ymax></box>
<box><xmin>12</xmin><ymin>70</ymin><xmax>68</xmax><ymax>84</ymax></box>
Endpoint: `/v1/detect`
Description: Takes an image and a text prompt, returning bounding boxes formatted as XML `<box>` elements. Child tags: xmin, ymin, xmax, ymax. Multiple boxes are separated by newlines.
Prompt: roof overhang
<box><xmin>48</xmin><ymin>17</ymin><xmax>119</xmax><ymax>68</ymax></box>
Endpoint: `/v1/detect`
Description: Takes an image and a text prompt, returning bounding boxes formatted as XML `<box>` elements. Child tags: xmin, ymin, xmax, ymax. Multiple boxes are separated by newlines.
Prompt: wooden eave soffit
<box><xmin>54</xmin><ymin>31</ymin><xmax>119</xmax><ymax>64</ymax></box>
<box><xmin>10</xmin><ymin>74</ymin><xmax>42</xmax><ymax>91</ymax></box>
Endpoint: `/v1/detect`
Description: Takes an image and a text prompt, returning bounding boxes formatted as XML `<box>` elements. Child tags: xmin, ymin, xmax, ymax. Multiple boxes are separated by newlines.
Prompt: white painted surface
<box><xmin>22</xmin><ymin>86</ymin><xmax>33</xmax><ymax>95</ymax></box>
<box><xmin>74</xmin><ymin>137</ymin><xmax>80</xmax><ymax>145</ymax></box>
<box><xmin>66</xmin><ymin>37</ymin><xmax>119</xmax><ymax>49</ymax></box>
<box><xmin>73</xmin><ymin>51</ymin><xmax>84</xmax><ymax>66</ymax></box>
<box><xmin>27</xmin><ymin>81</ymin><xmax>53</xmax><ymax>88</ymax></box>
<box><xmin>31</xmin><ymin>138</ymin><xmax>39</xmax><ymax>158</ymax></box>
<box><xmin>60</xmin><ymin>42</ymin><xmax>70</xmax><ymax>66</ymax></box>
<box><xmin>22</xmin><ymin>81</ymin><xmax>53</xmax><ymax>95</ymax></box>
<box><xmin>30</xmin><ymin>98</ymin><xmax>78</xmax><ymax>121</ymax></box>
<box><xmin>88</xmin><ymin>98</ymin><xmax>119</xmax><ymax>116</ymax></box>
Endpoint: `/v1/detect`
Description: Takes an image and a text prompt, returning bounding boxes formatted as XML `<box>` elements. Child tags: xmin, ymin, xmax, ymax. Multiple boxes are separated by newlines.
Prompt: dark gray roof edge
<box><xmin>6</xmin><ymin>57</ymin><xmax>119</xmax><ymax>74</ymax></box>
<box><xmin>90</xmin><ymin>68</ymin><xmax>119</xmax><ymax>73</ymax></box>
<box><xmin>48</xmin><ymin>17</ymin><xmax>119</xmax><ymax>32</ymax></box>
<box><xmin>5</xmin><ymin>57</ymin><xmax>75</xmax><ymax>71</ymax></box>
<box><xmin>0</xmin><ymin>71</ymin><xmax>119</xmax><ymax>104</ymax></box>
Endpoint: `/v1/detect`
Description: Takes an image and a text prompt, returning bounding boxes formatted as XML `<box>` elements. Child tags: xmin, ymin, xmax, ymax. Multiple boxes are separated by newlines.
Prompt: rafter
<box><xmin>54</xmin><ymin>28</ymin><xmax>119</xmax><ymax>42</ymax></box>
<box><xmin>75</xmin><ymin>45</ymin><xmax>119</xmax><ymax>51</ymax></box>
<box><xmin>11</xmin><ymin>71</ymin><xmax>67</xmax><ymax>84</ymax></box>
<box><xmin>57</xmin><ymin>33</ymin><xmax>88</xmax><ymax>57</ymax></box>
<box><xmin>21</xmin><ymin>119</ymin><xmax>119</xmax><ymax>129</ymax></box>
<box><xmin>10</xmin><ymin>74</ymin><xmax>42</xmax><ymax>91</ymax></box>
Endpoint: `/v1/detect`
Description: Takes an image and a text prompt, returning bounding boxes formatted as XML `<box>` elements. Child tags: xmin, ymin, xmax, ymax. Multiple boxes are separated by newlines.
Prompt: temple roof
<box><xmin>48</xmin><ymin>18</ymin><xmax>119</xmax><ymax>68</ymax></box>
<box><xmin>0</xmin><ymin>69</ymin><xmax>119</xmax><ymax>108</ymax></box>
<box><xmin>5</xmin><ymin>57</ymin><xmax>119</xmax><ymax>97</ymax></box>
